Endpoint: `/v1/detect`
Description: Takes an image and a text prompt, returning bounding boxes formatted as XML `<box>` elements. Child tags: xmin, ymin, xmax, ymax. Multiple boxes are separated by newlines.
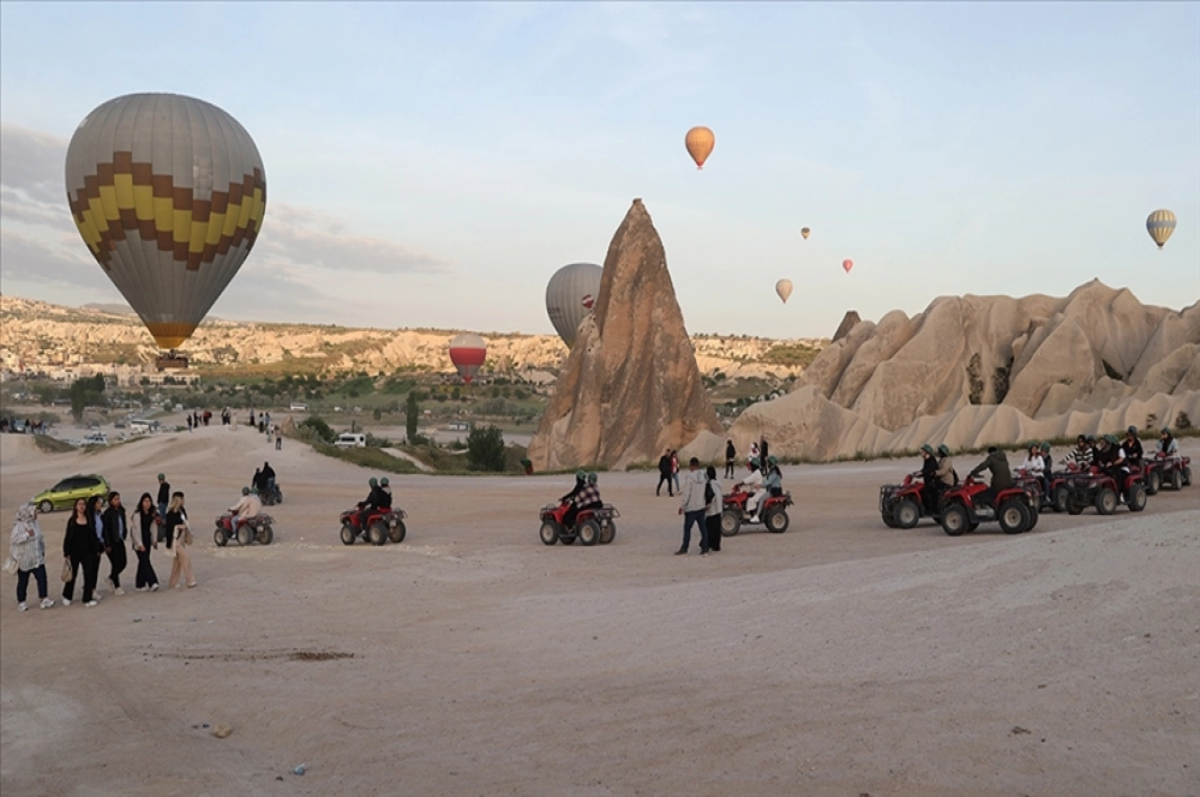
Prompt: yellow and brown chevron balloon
<box><xmin>65</xmin><ymin>93</ymin><xmax>266</xmax><ymax>349</ymax></box>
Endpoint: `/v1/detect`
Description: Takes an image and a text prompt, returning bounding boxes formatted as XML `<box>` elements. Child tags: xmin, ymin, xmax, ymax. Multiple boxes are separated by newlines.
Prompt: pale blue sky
<box><xmin>2</xmin><ymin>2</ymin><xmax>1197</xmax><ymax>338</ymax></box>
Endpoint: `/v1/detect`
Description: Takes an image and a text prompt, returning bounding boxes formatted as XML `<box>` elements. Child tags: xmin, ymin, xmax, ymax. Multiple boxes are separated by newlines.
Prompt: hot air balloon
<box><xmin>1146</xmin><ymin>209</ymin><xmax>1176</xmax><ymax>249</ymax></box>
<box><xmin>545</xmin><ymin>262</ymin><xmax>603</xmax><ymax>347</ymax></box>
<box><xmin>65</xmin><ymin>93</ymin><xmax>266</xmax><ymax>354</ymax></box>
<box><xmin>842</xmin><ymin>259</ymin><xmax>854</xmax><ymax>274</ymax></box>
<box><xmin>801</xmin><ymin>227</ymin><xmax>811</xmax><ymax>240</ymax></box>
<box><xmin>449</xmin><ymin>333</ymin><xmax>487</xmax><ymax>384</ymax></box>
<box><xmin>685</xmin><ymin>126</ymin><xmax>715</xmax><ymax>169</ymax></box>
<box><xmin>775</xmin><ymin>279</ymin><xmax>793</xmax><ymax>304</ymax></box>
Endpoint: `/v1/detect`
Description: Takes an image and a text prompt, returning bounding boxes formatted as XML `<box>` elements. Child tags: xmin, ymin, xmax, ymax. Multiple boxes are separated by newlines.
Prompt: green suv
<box><xmin>33</xmin><ymin>474</ymin><xmax>110</xmax><ymax>513</ymax></box>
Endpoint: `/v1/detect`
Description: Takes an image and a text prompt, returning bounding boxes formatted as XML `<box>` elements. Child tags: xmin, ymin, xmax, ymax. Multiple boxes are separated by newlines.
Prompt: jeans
<box><xmin>681</xmin><ymin>509</ymin><xmax>708</xmax><ymax>552</ymax></box>
<box><xmin>672</xmin><ymin>473</ymin><xmax>681</xmax><ymax>492</ymax></box>
<box><xmin>17</xmin><ymin>565</ymin><xmax>48</xmax><ymax>602</ymax></box>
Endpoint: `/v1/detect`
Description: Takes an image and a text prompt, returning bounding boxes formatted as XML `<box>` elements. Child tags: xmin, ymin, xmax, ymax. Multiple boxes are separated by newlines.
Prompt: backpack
<box><xmin>704</xmin><ymin>480</ymin><xmax>715</xmax><ymax>505</ymax></box>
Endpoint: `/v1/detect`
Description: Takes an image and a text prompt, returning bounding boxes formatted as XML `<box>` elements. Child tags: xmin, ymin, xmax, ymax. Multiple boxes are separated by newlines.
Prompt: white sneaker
<box><xmin>150</xmin><ymin>583</ymin><xmax>160</xmax><ymax>592</ymax></box>
<box><xmin>749</xmin><ymin>515</ymin><xmax>760</xmax><ymax>524</ymax></box>
<box><xmin>62</xmin><ymin>599</ymin><xmax>71</xmax><ymax>607</ymax></box>
<box><xmin>114</xmin><ymin>587</ymin><xmax>126</xmax><ymax>596</ymax></box>
<box><xmin>18</xmin><ymin>602</ymin><xmax>27</xmax><ymax>612</ymax></box>
<box><xmin>84</xmin><ymin>600</ymin><xmax>98</xmax><ymax>607</ymax></box>
<box><xmin>134</xmin><ymin>586</ymin><xmax>148</xmax><ymax>592</ymax></box>
<box><xmin>40</xmin><ymin>598</ymin><xmax>55</xmax><ymax>609</ymax></box>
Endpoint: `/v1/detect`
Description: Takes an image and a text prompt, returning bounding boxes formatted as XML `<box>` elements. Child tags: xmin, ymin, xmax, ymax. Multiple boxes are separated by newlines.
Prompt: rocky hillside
<box><xmin>0</xmin><ymin>295</ymin><xmax>824</xmax><ymax>379</ymax></box>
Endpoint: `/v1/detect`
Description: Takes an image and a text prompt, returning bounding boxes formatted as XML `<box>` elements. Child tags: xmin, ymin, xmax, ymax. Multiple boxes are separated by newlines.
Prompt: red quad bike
<box><xmin>538</xmin><ymin>501</ymin><xmax>619</xmax><ymax>546</ymax></box>
<box><xmin>878</xmin><ymin>472</ymin><xmax>942</xmax><ymax>529</ymax></box>
<box><xmin>1142</xmin><ymin>454</ymin><xmax>1193</xmax><ymax>495</ymax></box>
<box><xmin>1043</xmin><ymin>466</ymin><xmax>1094</xmax><ymax>513</ymax></box>
<box><xmin>214</xmin><ymin>512</ymin><xmax>276</xmax><ymax>547</ymax></box>
<box><xmin>1064</xmin><ymin>466</ymin><xmax>1147</xmax><ymax>515</ymax></box>
<box><xmin>938</xmin><ymin>477</ymin><xmax>1040</xmax><ymax>536</ymax></box>
<box><xmin>721</xmin><ymin>489</ymin><xmax>794</xmax><ymax>536</ymax></box>
<box><xmin>339</xmin><ymin>506</ymin><xmax>408</xmax><ymax>546</ymax></box>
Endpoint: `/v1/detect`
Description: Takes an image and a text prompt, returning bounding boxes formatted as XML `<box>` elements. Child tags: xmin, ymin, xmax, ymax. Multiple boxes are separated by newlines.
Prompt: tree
<box><xmin>298</xmin><ymin>416</ymin><xmax>336</xmax><ymax>443</ymax></box>
<box><xmin>466</xmin><ymin>425</ymin><xmax>506</xmax><ymax>472</ymax></box>
<box><xmin>405</xmin><ymin>392</ymin><xmax>420</xmax><ymax>442</ymax></box>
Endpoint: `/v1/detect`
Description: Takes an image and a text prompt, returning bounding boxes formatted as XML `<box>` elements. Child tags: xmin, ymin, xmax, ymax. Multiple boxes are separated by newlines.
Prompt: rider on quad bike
<box><xmin>968</xmin><ymin>446</ymin><xmax>1014</xmax><ymax>509</ymax></box>
<box><xmin>559</xmin><ymin>471</ymin><xmax>586</xmax><ymax>527</ymax></box>
<box><xmin>567</xmin><ymin>473</ymin><xmax>603</xmax><ymax>531</ymax></box>
<box><xmin>735</xmin><ymin>458</ymin><xmax>766</xmax><ymax>523</ymax></box>
<box><xmin>228</xmin><ymin>486</ymin><xmax>262</xmax><ymax>536</ymax></box>
<box><xmin>919</xmin><ymin>445</ymin><xmax>940</xmax><ymax>513</ymax></box>
<box><xmin>356</xmin><ymin>477</ymin><xmax>384</xmax><ymax>529</ymax></box>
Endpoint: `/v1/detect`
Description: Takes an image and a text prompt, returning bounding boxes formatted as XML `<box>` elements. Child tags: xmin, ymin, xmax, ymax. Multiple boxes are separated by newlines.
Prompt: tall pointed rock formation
<box><xmin>527</xmin><ymin>199</ymin><xmax>722</xmax><ymax>470</ymax></box>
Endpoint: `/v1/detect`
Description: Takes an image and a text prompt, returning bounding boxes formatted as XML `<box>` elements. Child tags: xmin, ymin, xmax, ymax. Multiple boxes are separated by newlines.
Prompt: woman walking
<box><xmin>62</xmin><ymin>498</ymin><xmax>100</xmax><ymax>606</ymax></box>
<box><xmin>132</xmin><ymin>493</ymin><xmax>160</xmax><ymax>592</ymax></box>
<box><xmin>101</xmin><ymin>491</ymin><xmax>128</xmax><ymax>595</ymax></box>
<box><xmin>164</xmin><ymin>492</ymin><xmax>196</xmax><ymax>590</ymax></box>
<box><xmin>705</xmin><ymin>466</ymin><xmax>723</xmax><ymax>553</ymax></box>
<box><xmin>9</xmin><ymin>504</ymin><xmax>54</xmax><ymax>611</ymax></box>
<box><xmin>86</xmin><ymin>495</ymin><xmax>105</xmax><ymax>599</ymax></box>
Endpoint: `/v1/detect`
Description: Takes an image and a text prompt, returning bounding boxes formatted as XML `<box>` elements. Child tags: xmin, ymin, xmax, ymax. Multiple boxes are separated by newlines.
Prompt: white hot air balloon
<box><xmin>775</xmin><ymin>279</ymin><xmax>793</xmax><ymax>304</ymax></box>
<box><xmin>545</xmin><ymin>262</ymin><xmax>603</xmax><ymax>347</ymax></box>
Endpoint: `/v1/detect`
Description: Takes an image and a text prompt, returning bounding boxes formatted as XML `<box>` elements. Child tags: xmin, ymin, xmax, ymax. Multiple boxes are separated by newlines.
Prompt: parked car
<box><xmin>290</xmin><ymin>402</ymin><xmax>309</xmax><ymax>411</ymax></box>
<box><xmin>83</xmin><ymin>432</ymin><xmax>109</xmax><ymax>446</ymax></box>
<box><xmin>335</xmin><ymin>433</ymin><xmax>367</xmax><ymax>448</ymax></box>
<box><xmin>33</xmin><ymin>474</ymin><xmax>111</xmax><ymax>513</ymax></box>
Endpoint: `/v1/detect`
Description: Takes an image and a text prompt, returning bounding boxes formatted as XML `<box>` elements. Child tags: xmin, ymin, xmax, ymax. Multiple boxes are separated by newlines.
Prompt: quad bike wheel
<box><xmin>578</xmin><ymin>519</ymin><xmax>601</xmax><ymax>546</ymax></box>
<box><xmin>1170</xmin><ymin>469</ymin><xmax>1183</xmax><ymax>491</ymax></box>
<box><xmin>1126</xmin><ymin>484</ymin><xmax>1147</xmax><ymax>512</ymax></box>
<box><xmin>1095</xmin><ymin>487</ymin><xmax>1118</xmax><ymax>515</ymax></box>
<box><xmin>257</xmin><ymin>524</ymin><xmax>274</xmax><ymax>545</ymax></box>
<box><xmin>237</xmin><ymin>525</ymin><xmax>254</xmax><ymax>546</ymax></box>
<box><xmin>998</xmin><ymin>499</ymin><xmax>1031</xmax><ymax>534</ymax></box>
<box><xmin>599</xmin><ymin>520</ymin><xmax>616</xmax><ymax>545</ymax></box>
<box><xmin>1066</xmin><ymin>490</ymin><xmax>1085</xmax><ymax>515</ymax></box>
<box><xmin>340</xmin><ymin>524</ymin><xmax>357</xmax><ymax>546</ymax></box>
<box><xmin>1026</xmin><ymin>501</ymin><xmax>1040</xmax><ymax>531</ymax></box>
<box><xmin>1053</xmin><ymin>487</ymin><xmax>1069</xmax><ymax>513</ymax></box>
<box><xmin>893</xmin><ymin>498</ymin><xmax>920</xmax><ymax>530</ymax></box>
<box><xmin>214</xmin><ymin>528</ymin><xmax>229</xmax><ymax>547</ymax></box>
<box><xmin>1145</xmin><ymin>470</ymin><xmax>1161</xmax><ymax>496</ymax></box>
<box><xmin>1182</xmin><ymin>466</ymin><xmax>1192</xmax><ymax>486</ymax></box>
<box><xmin>720</xmin><ymin>509</ymin><xmax>741</xmax><ymax>537</ymax></box>
<box><xmin>881</xmin><ymin>510</ymin><xmax>898</xmax><ymax>528</ymax></box>
<box><xmin>765</xmin><ymin>508</ymin><xmax>789</xmax><ymax>533</ymax></box>
<box><xmin>388</xmin><ymin>520</ymin><xmax>407</xmax><ymax>544</ymax></box>
<box><xmin>941</xmin><ymin>503</ymin><xmax>968</xmax><ymax>536</ymax></box>
<box><xmin>539</xmin><ymin>520</ymin><xmax>560</xmax><ymax>546</ymax></box>
<box><xmin>368</xmin><ymin>522</ymin><xmax>388</xmax><ymax>546</ymax></box>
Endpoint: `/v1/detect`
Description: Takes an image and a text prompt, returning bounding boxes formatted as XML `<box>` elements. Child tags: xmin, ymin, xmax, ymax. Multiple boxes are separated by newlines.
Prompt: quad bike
<box><xmin>538</xmin><ymin>501</ymin><xmax>619</xmax><ymax>546</ymax></box>
<box><xmin>213</xmin><ymin>512</ymin><xmax>276</xmax><ymax>546</ymax></box>
<box><xmin>938</xmin><ymin>477</ymin><xmax>1040</xmax><ymax>536</ymax></box>
<box><xmin>1043</xmin><ymin>466</ymin><xmax>1093</xmax><ymax>512</ymax></box>
<box><xmin>260</xmin><ymin>482</ymin><xmax>283</xmax><ymax>506</ymax></box>
<box><xmin>1142</xmin><ymin>454</ymin><xmax>1193</xmax><ymax>494</ymax></box>
<box><xmin>878</xmin><ymin>472</ymin><xmax>943</xmax><ymax>528</ymax></box>
<box><xmin>721</xmin><ymin>489</ymin><xmax>793</xmax><ymax>536</ymax></box>
<box><xmin>339</xmin><ymin>506</ymin><xmax>408</xmax><ymax>546</ymax></box>
<box><xmin>1064</xmin><ymin>467</ymin><xmax>1147</xmax><ymax>515</ymax></box>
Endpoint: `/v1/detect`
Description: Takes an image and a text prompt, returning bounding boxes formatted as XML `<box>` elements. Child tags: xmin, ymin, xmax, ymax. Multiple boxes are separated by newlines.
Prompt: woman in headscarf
<box><xmin>164</xmin><ymin>492</ymin><xmax>196</xmax><ymax>590</ymax></box>
<box><xmin>9</xmin><ymin>504</ymin><xmax>54</xmax><ymax>611</ymax></box>
<box><xmin>132</xmin><ymin>493</ymin><xmax>160</xmax><ymax>592</ymax></box>
<box><xmin>62</xmin><ymin>497</ymin><xmax>100</xmax><ymax>606</ymax></box>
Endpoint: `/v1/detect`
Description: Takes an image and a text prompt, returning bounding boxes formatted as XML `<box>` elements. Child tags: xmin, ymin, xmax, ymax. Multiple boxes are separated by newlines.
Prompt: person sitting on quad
<box><xmin>735</xmin><ymin>458</ymin><xmax>766</xmax><ymax>523</ymax></box>
<box><xmin>356</xmin><ymin>477</ymin><xmax>381</xmax><ymax>528</ymax></box>
<box><xmin>1123</xmin><ymin>427</ymin><xmax>1144</xmax><ymax>468</ymax></box>
<box><xmin>1101</xmin><ymin>434</ymin><xmax>1130</xmax><ymax>485</ymax></box>
<box><xmin>935</xmin><ymin>444</ymin><xmax>958</xmax><ymax>488</ymax></box>
<box><xmin>968</xmin><ymin>446</ymin><xmax>1014</xmax><ymax>509</ymax></box>
<box><xmin>1020</xmin><ymin>443</ymin><xmax>1045</xmax><ymax>479</ymax></box>
<box><xmin>764</xmin><ymin>455</ymin><xmax>784</xmax><ymax>498</ymax></box>
<box><xmin>1157</xmin><ymin>428</ymin><xmax>1179</xmax><ymax>458</ymax></box>
<box><xmin>229</xmin><ymin>486</ymin><xmax>262</xmax><ymax>532</ymax></box>
<box><xmin>919</xmin><ymin>445</ymin><xmax>939</xmax><ymax>512</ymax></box>
<box><xmin>377</xmin><ymin>477</ymin><xmax>393</xmax><ymax>510</ymax></box>
<box><xmin>1038</xmin><ymin>442</ymin><xmax>1053</xmax><ymax>498</ymax></box>
<box><xmin>565</xmin><ymin>472</ymin><xmax>603</xmax><ymax>530</ymax></box>
<box><xmin>1060</xmin><ymin>435</ymin><xmax>1093</xmax><ymax>471</ymax></box>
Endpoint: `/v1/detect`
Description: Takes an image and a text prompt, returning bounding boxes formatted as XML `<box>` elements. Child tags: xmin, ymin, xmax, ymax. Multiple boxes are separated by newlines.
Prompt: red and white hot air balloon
<box><xmin>842</xmin><ymin>259</ymin><xmax>854</xmax><ymax>274</ymax></box>
<box><xmin>448</xmin><ymin>333</ymin><xmax>487</xmax><ymax>384</ymax></box>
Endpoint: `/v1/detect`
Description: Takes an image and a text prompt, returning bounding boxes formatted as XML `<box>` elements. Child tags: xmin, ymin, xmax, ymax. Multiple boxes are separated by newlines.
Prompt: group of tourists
<box><xmin>7</xmin><ymin>472</ymin><xmax>196</xmax><ymax>612</ymax></box>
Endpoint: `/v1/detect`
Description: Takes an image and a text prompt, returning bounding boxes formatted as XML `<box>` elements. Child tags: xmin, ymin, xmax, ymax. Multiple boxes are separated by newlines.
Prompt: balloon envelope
<box><xmin>65</xmin><ymin>93</ymin><xmax>266</xmax><ymax>349</ymax></box>
<box><xmin>449</xmin><ymin>333</ymin><xmax>487</xmax><ymax>383</ymax></box>
<box><xmin>685</xmin><ymin>126</ymin><xmax>715</xmax><ymax>169</ymax></box>
<box><xmin>801</xmin><ymin>227</ymin><xmax>811</xmax><ymax>240</ymax></box>
<box><xmin>775</xmin><ymin>279</ymin><xmax>793</xmax><ymax>304</ymax></box>
<box><xmin>545</xmin><ymin>262</ymin><xmax>603</xmax><ymax>347</ymax></box>
<box><xmin>842</xmin><ymin>259</ymin><xmax>854</xmax><ymax>273</ymax></box>
<box><xmin>1146</xmin><ymin>209</ymin><xmax>1176</xmax><ymax>249</ymax></box>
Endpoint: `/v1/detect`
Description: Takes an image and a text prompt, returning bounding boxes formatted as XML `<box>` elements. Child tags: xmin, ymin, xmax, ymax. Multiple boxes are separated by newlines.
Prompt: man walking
<box><xmin>656</xmin><ymin>449</ymin><xmax>673</xmax><ymax>497</ymax></box>
<box><xmin>676</xmin><ymin>458</ymin><xmax>709</xmax><ymax>556</ymax></box>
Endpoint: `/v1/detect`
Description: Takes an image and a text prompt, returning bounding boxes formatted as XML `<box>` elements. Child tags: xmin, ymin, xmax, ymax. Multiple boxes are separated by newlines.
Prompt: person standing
<box><xmin>62</xmin><ymin>498</ymin><xmax>100</xmax><ymax>606</ymax></box>
<box><xmin>704</xmin><ymin>465</ymin><xmax>723</xmax><ymax>553</ymax></box>
<box><xmin>131</xmin><ymin>493</ymin><xmax>160</xmax><ymax>591</ymax></box>
<box><xmin>86</xmin><ymin>495</ymin><xmax>105</xmax><ymax>599</ymax></box>
<box><xmin>164</xmin><ymin>492</ymin><xmax>196</xmax><ymax>589</ymax></box>
<box><xmin>724</xmin><ymin>439</ymin><xmax>737</xmax><ymax>479</ymax></box>
<box><xmin>186</xmin><ymin>414</ymin><xmax>193</xmax><ymax>432</ymax></box>
<box><xmin>275</xmin><ymin>426</ymin><xmax>282</xmax><ymax>450</ymax></box>
<box><xmin>670</xmin><ymin>450</ymin><xmax>681</xmax><ymax>494</ymax></box>
<box><xmin>759</xmin><ymin>437</ymin><xmax>770</xmax><ymax>471</ymax></box>
<box><xmin>156</xmin><ymin>473</ymin><xmax>170</xmax><ymax>521</ymax></box>
<box><xmin>9</xmin><ymin>504</ymin><xmax>54</xmax><ymax>611</ymax></box>
<box><xmin>656</xmin><ymin>449</ymin><xmax>674</xmax><ymax>497</ymax></box>
<box><xmin>101</xmin><ymin>492</ymin><xmax>128</xmax><ymax>595</ymax></box>
<box><xmin>676</xmin><ymin>458</ymin><xmax>709</xmax><ymax>556</ymax></box>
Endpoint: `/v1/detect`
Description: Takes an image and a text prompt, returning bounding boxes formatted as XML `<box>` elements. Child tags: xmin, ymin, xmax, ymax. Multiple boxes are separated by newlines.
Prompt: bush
<box><xmin>1176</xmin><ymin>412</ymin><xmax>1193</xmax><ymax>431</ymax></box>
<box><xmin>298</xmin><ymin>415</ymin><xmax>336</xmax><ymax>443</ymax></box>
<box><xmin>466</xmin><ymin>425</ymin><xmax>506</xmax><ymax>471</ymax></box>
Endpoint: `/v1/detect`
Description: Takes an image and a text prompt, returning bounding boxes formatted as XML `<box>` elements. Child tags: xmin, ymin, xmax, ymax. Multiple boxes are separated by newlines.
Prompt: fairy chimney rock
<box><xmin>527</xmin><ymin>199</ymin><xmax>722</xmax><ymax>470</ymax></box>
<box><xmin>832</xmin><ymin>310</ymin><xmax>862</xmax><ymax>343</ymax></box>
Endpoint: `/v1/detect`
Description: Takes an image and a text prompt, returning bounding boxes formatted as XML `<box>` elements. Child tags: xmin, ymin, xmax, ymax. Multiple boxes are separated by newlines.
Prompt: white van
<box><xmin>129</xmin><ymin>419</ymin><xmax>159</xmax><ymax>434</ymax></box>
<box><xmin>335</xmin><ymin>433</ymin><xmax>367</xmax><ymax>449</ymax></box>
<box><xmin>290</xmin><ymin>402</ymin><xmax>309</xmax><ymax>411</ymax></box>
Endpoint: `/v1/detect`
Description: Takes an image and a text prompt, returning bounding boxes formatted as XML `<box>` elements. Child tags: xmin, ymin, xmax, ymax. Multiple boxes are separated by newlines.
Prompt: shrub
<box><xmin>1176</xmin><ymin>411</ymin><xmax>1193</xmax><ymax>430</ymax></box>
<box><xmin>466</xmin><ymin>425</ymin><xmax>506</xmax><ymax>471</ymax></box>
<box><xmin>298</xmin><ymin>415</ymin><xmax>336</xmax><ymax>444</ymax></box>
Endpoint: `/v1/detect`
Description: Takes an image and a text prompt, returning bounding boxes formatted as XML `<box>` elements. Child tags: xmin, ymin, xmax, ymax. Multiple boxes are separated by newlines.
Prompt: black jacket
<box><xmin>725</xmin><ymin>442</ymin><xmax>736</xmax><ymax>461</ymax></box>
<box><xmin>1124</xmin><ymin>437</ymin><xmax>1143</xmax><ymax>464</ymax></box>
<box><xmin>375</xmin><ymin>486</ymin><xmax>393</xmax><ymax>510</ymax></box>
<box><xmin>561</xmin><ymin>478</ymin><xmax>585</xmax><ymax>504</ymax></box>
<box><xmin>969</xmin><ymin>451</ymin><xmax>1013</xmax><ymax>490</ymax></box>
<box><xmin>157</xmin><ymin>481</ymin><xmax>170</xmax><ymax>505</ymax></box>
<box><xmin>163</xmin><ymin>509</ymin><xmax>187</xmax><ymax>549</ymax></box>
<box><xmin>658</xmin><ymin>455</ymin><xmax>672</xmax><ymax>476</ymax></box>
<box><xmin>63</xmin><ymin>516</ymin><xmax>100</xmax><ymax>559</ymax></box>
<box><xmin>101</xmin><ymin>505</ymin><xmax>128</xmax><ymax>549</ymax></box>
<box><xmin>921</xmin><ymin>456</ymin><xmax>939</xmax><ymax>484</ymax></box>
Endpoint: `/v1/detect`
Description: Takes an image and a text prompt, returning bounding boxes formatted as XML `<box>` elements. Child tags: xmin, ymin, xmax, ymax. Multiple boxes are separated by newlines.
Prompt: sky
<box><xmin>1</xmin><ymin>2</ymin><xmax>1198</xmax><ymax>340</ymax></box>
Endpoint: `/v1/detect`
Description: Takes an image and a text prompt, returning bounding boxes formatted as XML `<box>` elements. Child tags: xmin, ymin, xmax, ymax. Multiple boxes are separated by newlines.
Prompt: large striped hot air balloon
<box><xmin>449</xmin><ymin>333</ymin><xmax>487</xmax><ymax>384</ymax></box>
<box><xmin>65</xmin><ymin>93</ymin><xmax>266</xmax><ymax>351</ymax></box>
<box><xmin>1146</xmin><ymin>209</ymin><xmax>1176</xmax><ymax>249</ymax></box>
<box><xmin>545</xmin><ymin>262</ymin><xmax>602</xmax><ymax>347</ymax></box>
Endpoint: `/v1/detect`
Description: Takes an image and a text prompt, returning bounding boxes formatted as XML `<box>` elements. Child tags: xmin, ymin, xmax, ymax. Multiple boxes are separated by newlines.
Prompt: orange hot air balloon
<box><xmin>685</xmin><ymin>126</ymin><xmax>715</xmax><ymax>170</ymax></box>
<box><xmin>801</xmin><ymin>227</ymin><xmax>811</xmax><ymax>240</ymax></box>
<box><xmin>842</xmin><ymin>259</ymin><xmax>854</xmax><ymax>273</ymax></box>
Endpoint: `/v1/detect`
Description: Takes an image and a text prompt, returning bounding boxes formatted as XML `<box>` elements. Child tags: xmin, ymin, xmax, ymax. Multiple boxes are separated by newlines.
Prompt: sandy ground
<box><xmin>1</xmin><ymin>425</ymin><xmax>1197</xmax><ymax>796</ymax></box>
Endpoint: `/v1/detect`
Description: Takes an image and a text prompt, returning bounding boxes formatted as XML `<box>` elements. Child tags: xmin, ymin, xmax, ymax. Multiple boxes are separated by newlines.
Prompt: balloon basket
<box><xmin>155</xmin><ymin>351</ymin><xmax>190</xmax><ymax>371</ymax></box>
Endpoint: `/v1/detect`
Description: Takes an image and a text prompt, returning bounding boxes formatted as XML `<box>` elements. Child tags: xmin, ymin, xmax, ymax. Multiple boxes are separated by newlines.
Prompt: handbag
<box><xmin>182</xmin><ymin>528</ymin><xmax>194</xmax><ymax>547</ymax></box>
<box><xmin>61</xmin><ymin>557</ymin><xmax>73</xmax><ymax>582</ymax></box>
<box><xmin>3</xmin><ymin>556</ymin><xmax>17</xmax><ymax>576</ymax></box>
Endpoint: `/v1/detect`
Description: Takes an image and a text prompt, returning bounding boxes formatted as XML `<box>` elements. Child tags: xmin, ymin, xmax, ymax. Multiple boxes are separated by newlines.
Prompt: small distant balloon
<box><xmin>842</xmin><ymin>259</ymin><xmax>854</xmax><ymax>274</ymax></box>
<box><xmin>1146</xmin><ymin>209</ymin><xmax>1176</xmax><ymax>249</ymax></box>
<box><xmin>685</xmin><ymin>126</ymin><xmax>715</xmax><ymax>170</ymax></box>
<box><xmin>775</xmin><ymin>279</ymin><xmax>793</xmax><ymax>304</ymax></box>
<box><xmin>801</xmin><ymin>227</ymin><xmax>811</xmax><ymax>240</ymax></box>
